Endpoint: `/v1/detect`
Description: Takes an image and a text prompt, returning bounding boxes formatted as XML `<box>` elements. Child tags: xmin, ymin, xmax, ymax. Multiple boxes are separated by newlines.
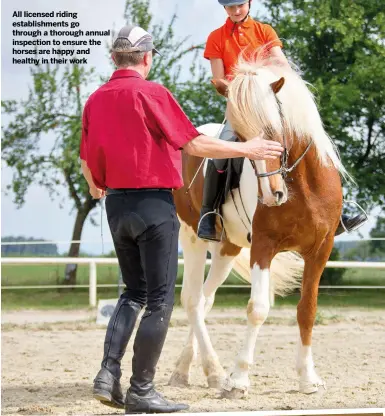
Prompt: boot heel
<box><xmin>93</xmin><ymin>388</ymin><xmax>124</xmax><ymax>409</ymax></box>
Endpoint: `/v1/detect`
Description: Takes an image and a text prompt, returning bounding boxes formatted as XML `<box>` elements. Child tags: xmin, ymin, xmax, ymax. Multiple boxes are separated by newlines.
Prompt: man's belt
<box><xmin>106</xmin><ymin>187</ymin><xmax>172</xmax><ymax>195</ymax></box>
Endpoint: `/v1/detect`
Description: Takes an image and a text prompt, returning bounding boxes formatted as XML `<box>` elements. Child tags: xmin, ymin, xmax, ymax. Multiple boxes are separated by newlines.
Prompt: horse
<box><xmin>168</xmin><ymin>55</ymin><xmax>347</xmax><ymax>398</ymax></box>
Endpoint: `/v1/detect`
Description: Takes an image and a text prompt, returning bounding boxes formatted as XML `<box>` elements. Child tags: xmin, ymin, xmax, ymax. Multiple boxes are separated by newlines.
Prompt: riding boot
<box><xmin>125</xmin><ymin>304</ymin><xmax>189</xmax><ymax>414</ymax></box>
<box><xmin>197</xmin><ymin>158</ymin><xmax>227</xmax><ymax>242</ymax></box>
<box><xmin>93</xmin><ymin>297</ymin><xmax>142</xmax><ymax>409</ymax></box>
<box><xmin>335</xmin><ymin>213</ymin><xmax>368</xmax><ymax>236</ymax></box>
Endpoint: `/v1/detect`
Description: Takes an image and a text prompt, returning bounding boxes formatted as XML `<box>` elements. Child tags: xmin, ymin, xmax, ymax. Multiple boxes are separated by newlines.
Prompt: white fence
<box><xmin>1</xmin><ymin>257</ymin><xmax>385</xmax><ymax>307</ymax></box>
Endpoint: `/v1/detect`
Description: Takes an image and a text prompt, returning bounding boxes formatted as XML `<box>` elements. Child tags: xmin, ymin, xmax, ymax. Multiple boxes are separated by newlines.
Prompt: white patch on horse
<box><xmin>170</xmin><ymin>218</ymin><xmax>227</xmax><ymax>388</ymax></box>
<box><xmin>296</xmin><ymin>339</ymin><xmax>325</xmax><ymax>393</ymax></box>
<box><xmin>224</xmin><ymin>264</ymin><xmax>270</xmax><ymax>392</ymax></box>
<box><xmin>222</xmin><ymin>159</ymin><xmax>258</xmax><ymax>248</ymax></box>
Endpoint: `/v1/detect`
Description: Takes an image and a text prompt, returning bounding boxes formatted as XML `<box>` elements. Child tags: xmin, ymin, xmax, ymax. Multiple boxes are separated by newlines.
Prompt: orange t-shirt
<box><xmin>204</xmin><ymin>17</ymin><xmax>283</xmax><ymax>79</ymax></box>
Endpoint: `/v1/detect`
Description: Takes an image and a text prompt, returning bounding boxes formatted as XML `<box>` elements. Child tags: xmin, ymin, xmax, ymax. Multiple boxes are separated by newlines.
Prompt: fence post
<box><xmin>89</xmin><ymin>261</ymin><xmax>97</xmax><ymax>307</ymax></box>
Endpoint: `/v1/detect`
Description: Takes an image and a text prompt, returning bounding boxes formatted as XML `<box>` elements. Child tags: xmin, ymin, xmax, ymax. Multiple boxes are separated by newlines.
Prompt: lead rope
<box><xmin>185</xmin><ymin>117</ymin><xmax>227</xmax><ymax>194</ymax></box>
<box><xmin>100</xmin><ymin>196</ymin><xmax>105</xmax><ymax>256</ymax></box>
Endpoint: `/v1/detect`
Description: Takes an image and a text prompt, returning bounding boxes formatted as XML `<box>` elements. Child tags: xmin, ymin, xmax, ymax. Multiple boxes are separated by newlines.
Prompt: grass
<box><xmin>2</xmin><ymin>263</ymin><xmax>384</xmax><ymax>286</ymax></box>
<box><xmin>1</xmin><ymin>263</ymin><xmax>384</xmax><ymax>310</ymax></box>
<box><xmin>2</xmin><ymin>287</ymin><xmax>385</xmax><ymax>311</ymax></box>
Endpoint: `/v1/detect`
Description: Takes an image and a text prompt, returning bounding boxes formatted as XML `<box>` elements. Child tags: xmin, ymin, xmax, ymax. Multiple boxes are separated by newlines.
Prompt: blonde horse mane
<box><xmin>226</xmin><ymin>47</ymin><xmax>350</xmax><ymax>179</ymax></box>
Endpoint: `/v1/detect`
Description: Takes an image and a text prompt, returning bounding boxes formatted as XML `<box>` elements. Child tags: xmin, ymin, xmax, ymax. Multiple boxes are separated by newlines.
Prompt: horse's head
<box><xmin>255</xmin><ymin>77</ymin><xmax>288</xmax><ymax>207</ymax></box>
<box><xmin>227</xmin><ymin>64</ymin><xmax>289</xmax><ymax>207</ymax></box>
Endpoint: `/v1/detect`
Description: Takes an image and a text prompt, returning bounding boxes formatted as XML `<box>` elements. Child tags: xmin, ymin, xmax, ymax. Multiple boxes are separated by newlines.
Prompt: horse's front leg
<box><xmin>222</xmin><ymin>246</ymin><xmax>273</xmax><ymax>398</ymax></box>
<box><xmin>296</xmin><ymin>238</ymin><xmax>333</xmax><ymax>394</ymax></box>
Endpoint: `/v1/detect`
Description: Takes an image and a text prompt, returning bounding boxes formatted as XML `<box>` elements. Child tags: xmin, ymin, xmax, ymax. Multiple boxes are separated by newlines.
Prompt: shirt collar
<box><xmin>225</xmin><ymin>16</ymin><xmax>254</xmax><ymax>33</ymax></box>
<box><xmin>109</xmin><ymin>69</ymin><xmax>144</xmax><ymax>81</ymax></box>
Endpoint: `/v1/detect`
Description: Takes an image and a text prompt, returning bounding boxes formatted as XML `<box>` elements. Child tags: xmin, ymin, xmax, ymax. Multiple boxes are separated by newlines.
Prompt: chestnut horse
<box><xmin>169</xmin><ymin>57</ymin><xmax>347</xmax><ymax>398</ymax></box>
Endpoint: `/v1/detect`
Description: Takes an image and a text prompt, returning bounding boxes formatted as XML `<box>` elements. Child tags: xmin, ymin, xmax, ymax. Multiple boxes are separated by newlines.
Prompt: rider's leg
<box><xmin>335</xmin><ymin>213</ymin><xmax>368</xmax><ymax>236</ymax></box>
<box><xmin>197</xmin><ymin>121</ymin><xmax>237</xmax><ymax>242</ymax></box>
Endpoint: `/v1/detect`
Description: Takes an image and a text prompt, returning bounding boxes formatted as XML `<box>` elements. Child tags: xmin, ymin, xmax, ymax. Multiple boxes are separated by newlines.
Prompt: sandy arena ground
<box><xmin>2</xmin><ymin>307</ymin><xmax>385</xmax><ymax>415</ymax></box>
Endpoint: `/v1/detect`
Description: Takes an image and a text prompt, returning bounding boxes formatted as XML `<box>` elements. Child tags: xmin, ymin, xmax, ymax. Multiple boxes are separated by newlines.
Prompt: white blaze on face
<box><xmin>255</xmin><ymin>160</ymin><xmax>276</xmax><ymax>206</ymax></box>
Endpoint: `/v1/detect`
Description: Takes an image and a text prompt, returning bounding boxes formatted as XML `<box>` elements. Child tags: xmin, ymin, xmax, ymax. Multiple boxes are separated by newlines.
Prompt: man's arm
<box><xmin>81</xmin><ymin>159</ymin><xmax>105</xmax><ymax>199</ymax></box>
<box><xmin>183</xmin><ymin>134</ymin><xmax>283</xmax><ymax>160</ymax></box>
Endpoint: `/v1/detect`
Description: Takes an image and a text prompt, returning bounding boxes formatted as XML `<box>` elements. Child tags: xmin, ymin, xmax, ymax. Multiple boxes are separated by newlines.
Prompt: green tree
<box><xmin>320</xmin><ymin>246</ymin><xmax>346</xmax><ymax>285</ymax></box>
<box><xmin>1</xmin><ymin>0</ymin><xmax>225</xmax><ymax>284</ymax></box>
<box><xmin>369</xmin><ymin>216</ymin><xmax>385</xmax><ymax>258</ymax></box>
<box><xmin>262</xmin><ymin>0</ymin><xmax>385</xmax><ymax>212</ymax></box>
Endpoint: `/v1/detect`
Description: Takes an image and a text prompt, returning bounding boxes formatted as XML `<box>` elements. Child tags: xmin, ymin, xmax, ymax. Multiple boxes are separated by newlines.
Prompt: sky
<box><xmin>1</xmin><ymin>0</ymin><xmax>380</xmax><ymax>255</ymax></box>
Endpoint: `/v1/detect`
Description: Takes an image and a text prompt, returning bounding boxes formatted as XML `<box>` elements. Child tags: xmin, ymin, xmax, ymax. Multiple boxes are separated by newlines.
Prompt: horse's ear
<box><xmin>271</xmin><ymin>77</ymin><xmax>285</xmax><ymax>94</ymax></box>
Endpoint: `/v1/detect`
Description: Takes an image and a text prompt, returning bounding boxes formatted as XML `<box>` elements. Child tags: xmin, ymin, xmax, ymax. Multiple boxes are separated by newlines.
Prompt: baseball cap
<box><xmin>112</xmin><ymin>25</ymin><xmax>161</xmax><ymax>56</ymax></box>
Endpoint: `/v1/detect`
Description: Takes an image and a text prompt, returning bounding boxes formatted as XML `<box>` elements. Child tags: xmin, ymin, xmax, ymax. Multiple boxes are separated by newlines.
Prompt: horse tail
<box><xmin>232</xmin><ymin>248</ymin><xmax>303</xmax><ymax>297</ymax></box>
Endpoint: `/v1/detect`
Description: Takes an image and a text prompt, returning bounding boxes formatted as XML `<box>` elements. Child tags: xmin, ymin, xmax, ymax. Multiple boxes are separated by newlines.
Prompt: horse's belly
<box><xmin>222</xmin><ymin>189</ymin><xmax>252</xmax><ymax>248</ymax></box>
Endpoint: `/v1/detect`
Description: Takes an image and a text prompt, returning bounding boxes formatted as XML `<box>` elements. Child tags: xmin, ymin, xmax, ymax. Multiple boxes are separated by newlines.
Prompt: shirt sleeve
<box><xmin>80</xmin><ymin>102</ymin><xmax>88</xmax><ymax>161</ymax></box>
<box><xmin>140</xmin><ymin>88</ymin><xmax>200</xmax><ymax>151</ymax></box>
<box><xmin>204</xmin><ymin>30</ymin><xmax>222</xmax><ymax>60</ymax></box>
<box><xmin>262</xmin><ymin>24</ymin><xmax>283</xmax><ymax>50</ymax></box>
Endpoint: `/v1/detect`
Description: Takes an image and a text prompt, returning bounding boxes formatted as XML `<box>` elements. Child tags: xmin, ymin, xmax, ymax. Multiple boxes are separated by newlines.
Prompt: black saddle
<box><xmin>213</xmin><ymin>156</ymin><xmax>245</xmax><ymax>210</ymax></box>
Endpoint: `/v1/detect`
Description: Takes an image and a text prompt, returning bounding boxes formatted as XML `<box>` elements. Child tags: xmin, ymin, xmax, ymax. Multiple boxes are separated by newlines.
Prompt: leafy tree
<box><xmin>369</xmin><ymin>216</ymin><xmax>385</xmax><ymax>258</ymax></box>
<box><xmin>1</xmin><ymin>236</ymin><xmax>58</xmax><ymax>256</ymax></box>
<box><xmin>1</xmin><ymin>0</ymin><xmax>224</xmax><ymax>284</ymax></box>
<box><xmin>262</xmin><ymin>0</ymin><xmax>385</xmax><ymax>212</ymax></box>
<box><xmin>320</xmin><ymin>246</ymin><xmax>346</xmax><ymax>285</ymax></box>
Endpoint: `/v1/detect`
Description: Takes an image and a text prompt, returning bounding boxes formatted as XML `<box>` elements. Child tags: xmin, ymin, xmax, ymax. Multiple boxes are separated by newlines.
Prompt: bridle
<box><xmin>247</xmin><ymin>95</ymin><xmax>313</xmax><ymax>182</ymax></box>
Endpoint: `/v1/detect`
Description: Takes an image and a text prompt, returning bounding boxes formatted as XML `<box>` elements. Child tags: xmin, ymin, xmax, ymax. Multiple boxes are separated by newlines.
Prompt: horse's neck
<box><xmin>288</xmin><ymin>138</ymin><xmax>334</xmax><ymax>192</ymax></box>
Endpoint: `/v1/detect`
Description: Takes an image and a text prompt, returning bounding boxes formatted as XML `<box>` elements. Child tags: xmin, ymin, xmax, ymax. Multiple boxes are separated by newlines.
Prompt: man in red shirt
<box><xmin>80</xmin><ymin>25</ymin><xmax>283</xmax><ymax>414</ymax></box>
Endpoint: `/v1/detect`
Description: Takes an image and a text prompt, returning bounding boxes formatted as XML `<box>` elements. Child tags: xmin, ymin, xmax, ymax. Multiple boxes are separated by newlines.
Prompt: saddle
<box><xmin>214</xmin><ymin>156</ymin><xmax>245</xmax><ymax>211</ymax></box>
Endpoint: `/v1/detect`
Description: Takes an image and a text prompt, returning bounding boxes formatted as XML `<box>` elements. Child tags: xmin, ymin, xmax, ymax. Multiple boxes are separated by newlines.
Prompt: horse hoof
<box><xmin>220</xmin><ymin>387</ymin><xmax>247</xmax><ymax>399</ymax></box>
<box><xmin>168</xmin><ymin>372</ymin><xmax>189</xmax><ymax>387</ymax></box>
<box><xmin>207</xmin><ymin>374</ymin><xmax>226</xmax><ymax>389</ymax></box>
<box><xmin>299</xmin><ymin>380</ymin><xmax>326</xmax><ymax>394</ymax></box>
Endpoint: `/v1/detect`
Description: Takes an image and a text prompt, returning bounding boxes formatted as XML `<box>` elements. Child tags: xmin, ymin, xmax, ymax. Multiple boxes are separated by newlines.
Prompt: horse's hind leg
<box><xmin>296</xmin><ymin>237</ymin><xmax>334</xmax><ymax>394</ymax></box>
<box><xmin>169</xmin><ymin>221</ymin><xmax>208</xmax><ymax>387</ymax></box>
<box><xmin>169</xmin><ymin>235</ymin><xmax>239</xmax><ymax>389</ymax></box>
<box><xmin>199</xmin><ymin>242</ymin><xmax>240</xmax><ymax>387</ymax></box>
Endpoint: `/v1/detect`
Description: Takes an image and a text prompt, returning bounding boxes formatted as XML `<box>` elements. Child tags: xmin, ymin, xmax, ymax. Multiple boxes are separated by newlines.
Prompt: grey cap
<box><xmin>218</xmin><ymin>0</ymin><xmax>248</xmax><ymax>5</ymax></box>
<box><xmin>112</xmin><ymin>25</ymin><xmax>161</xmax><ymax>56</ymax></box>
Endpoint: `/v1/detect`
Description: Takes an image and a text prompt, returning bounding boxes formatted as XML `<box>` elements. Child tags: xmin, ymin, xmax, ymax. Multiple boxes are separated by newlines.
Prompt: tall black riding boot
<box><xmin>197</xmin><ymin>158</ymin><xmax>227</xmax><ymax>242</ymax></box>
<box><xmin>93</xmin><ymin>297</ymin><xmax>142</xmax><ymax>409</ymax></box>
<box><xmin>125</xmin><ymin>304</ymin><xmax>189</xmax><ymax>414</ymax></box>
<box><xmin>335</xmin><ymin>213</ymin><xmax>368</xmax><ymax>236</ymax></box>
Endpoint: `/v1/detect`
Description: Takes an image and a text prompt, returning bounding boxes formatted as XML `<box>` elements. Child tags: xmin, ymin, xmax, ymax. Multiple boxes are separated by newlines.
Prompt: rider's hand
<box><xmin>243</xmin><ymin>135</ymin><xmax>284</xmax><ymax>160</ymax></box>
<box><xmin>211</xmin><ymin>78</ymin><xmax>229</xmax><ymax>97</ymax></box>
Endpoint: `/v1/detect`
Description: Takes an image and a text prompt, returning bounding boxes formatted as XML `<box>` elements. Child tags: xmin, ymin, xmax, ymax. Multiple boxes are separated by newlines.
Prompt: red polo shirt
<box><xmin>80</xmin><ymin>69</ymin><xmax>200</xmax><ymax>190</ymax></box>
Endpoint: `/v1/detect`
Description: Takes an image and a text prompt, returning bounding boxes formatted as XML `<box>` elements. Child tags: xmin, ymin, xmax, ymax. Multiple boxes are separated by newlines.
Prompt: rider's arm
<box><xmin>210</xmin><ymin>58</ymin><xmax>225</xmax><ymax>80</ymax></box>
<box><xmin>268</xmin><ymin>46</ymin><xmax>291</xmax><ymax>69</ymax></box>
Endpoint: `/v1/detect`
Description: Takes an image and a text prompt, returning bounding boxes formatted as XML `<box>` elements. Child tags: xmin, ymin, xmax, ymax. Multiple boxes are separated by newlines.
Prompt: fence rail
<box><xmin>2</xmin><ymin>257</ymin><xmax>385</xmax><ymax>307</ymax></box>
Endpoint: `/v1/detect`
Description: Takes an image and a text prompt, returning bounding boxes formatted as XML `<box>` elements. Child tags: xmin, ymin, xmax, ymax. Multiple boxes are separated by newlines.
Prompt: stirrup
<box><xmin>340</xmin><ymin>200</ymin><xmax>368</xmax><ymax>234</ymax></box>
<box><xmin>197</xmin><ymin>210</ymin><xmax>225</xmax><ymax>242</ymax></box>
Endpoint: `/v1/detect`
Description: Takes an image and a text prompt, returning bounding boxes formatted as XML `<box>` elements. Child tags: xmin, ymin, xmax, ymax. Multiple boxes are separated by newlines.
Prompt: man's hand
<box><xmin>89</xmin><ymin>186</ymin><xmax>105</xmax><ymax>199</ymax></box>
<box><xmin>242</xmin><ymin>135</ymin><xmax>284</xmax><ymax>160</ymax></box>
